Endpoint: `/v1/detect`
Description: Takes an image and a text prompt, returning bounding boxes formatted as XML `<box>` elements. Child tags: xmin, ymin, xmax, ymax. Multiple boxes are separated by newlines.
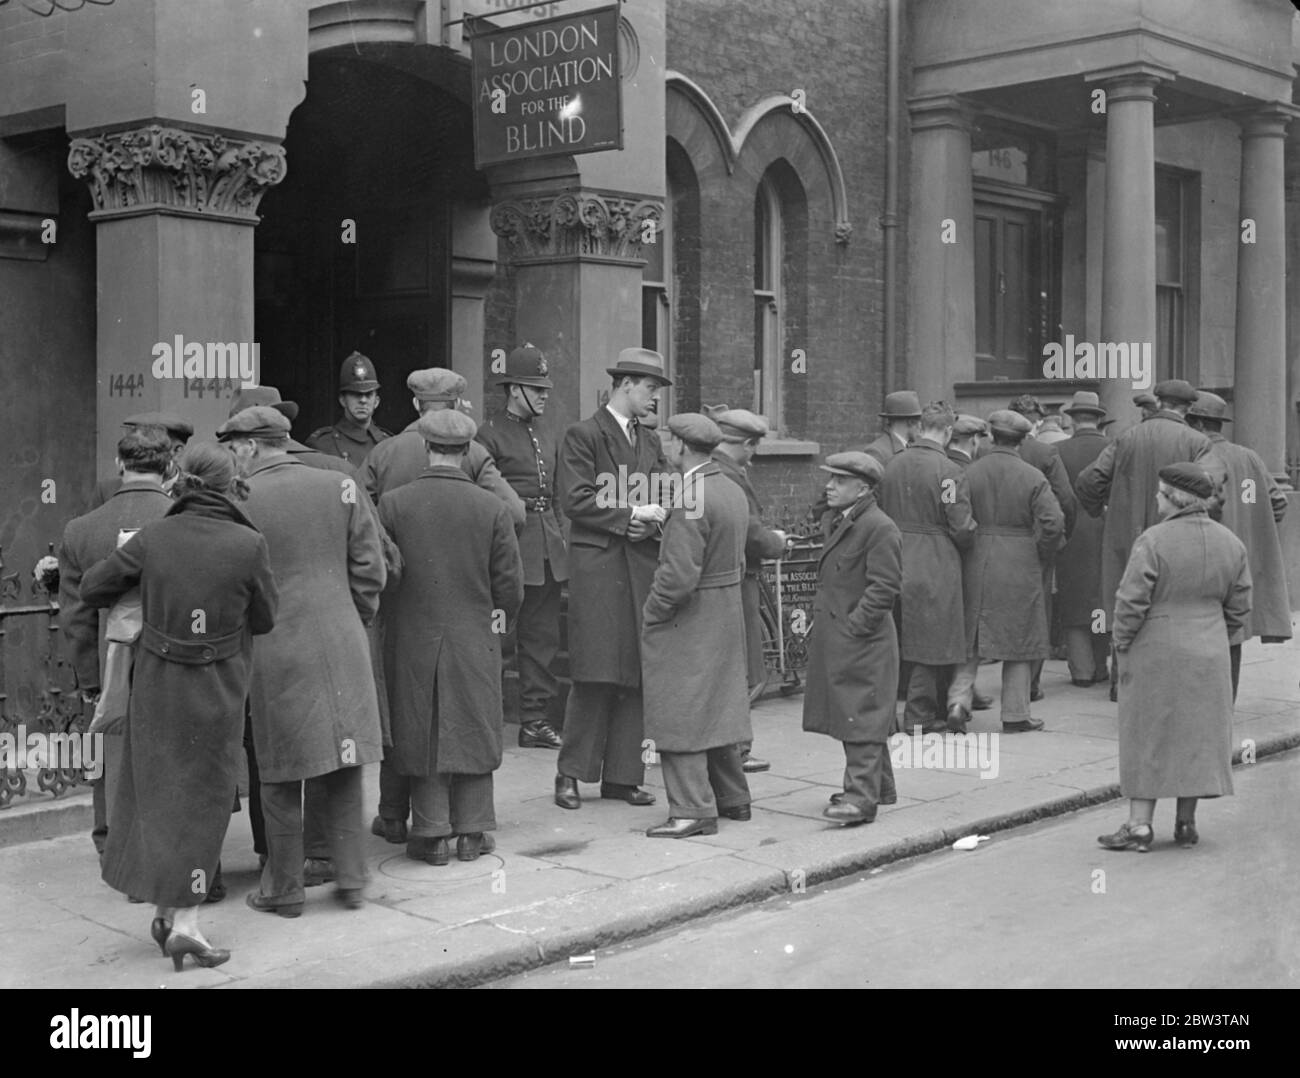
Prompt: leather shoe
<box><xmin>519</xmin><ymin>717</ymin><xmax>562</xmax><ymax>749</ymax></box>
<box><xmin>916</xmin><ymin>722</ymin><xmax>949</xmax><ymax>735</ymax></box>
<box><xmin>600</xmin><ymin>783</ymin><xmax>656</xmax><ymax>806</ymax></box>
<box><xmin>646</xmin><ymin>817</ymin><xmax>718</xmax><ymax>838</ymax></box>
<box><xmin>1070</xmin><ymin>679</ymin><xmax>1094</xmax><ymax>688</ymax></box>
<box><xmin>406</xmin><ymin>836</ymin><xmax>450</xmax><ymax>866</ymax></box>
<box><xmin>1097</xmin><ymin>821</ymin><xmax>1152</xmax><ymax>853</ymax></box>
<box><xmin>822</xmin><ymin>802</ymin><xmax>876</xmax><ymax>826</ymax></box>
<box><xmin>303</xmin><ymin>857</ymin><xmax>335</xmax><ymax>887</ymax></box>
<box><xmin>1002</xmin><ymin>717</ymin><xmax>1045</xmax><ymax>733</ymax></box>
<box><xmin>1030</xmin><ymin>687</ymin><xmax>1044</xmax><ymax>702</ymax></box>
<box><xmin>245</xmin><ymin>891</ymin><xmax>304</xmax><ymax>918</ymax></box>
<box><xmin>457</xmin><ymin>832</ymin><xmax>496</xmax><ymax>861</ymax></box>
<box><xmin>832</xmin><ymin>789</ymin><xmax>896</xmax><ymax>806</ymax></box>
<box><xmin>371</xmin><ymin>815</ymin><xmax>407</xmax><ymax>844</ymax></box>
<box><xmin>335</xmin><ymin>887</ymin><xmax>364</xmax><ymax>910</ymax></box>
<box><xmin>554</xmin><ymin>775</ymin><xmax>581</xmax><ymax>810</ymax></box>
<box><xmin>971</xmin><ymin>693</ymin><xmax>993</xmax><ymax>711</ymax></box>
<box><xmin>946</xmin><ymin>703</ymin><xmax>971</xmax><ymax>733</ymax></box>
<box><xmin>1174</xmin><ymin>819</ymin><xmax>1199</xmax><ymax>847</ymax></box>
<box><xmin>719</xmin><ymin>805</ymin><xmax>751</xmax><ymax>821</ymax></box>
<box><xmin>1109</xmin><ymin>684</ymin><xmax>1118</xmax><ymax>703</ymax></box>
<box><xmin>741</xmin><ymin>754</ymin><xmax>771</xmax><ymax>773</ymax></box>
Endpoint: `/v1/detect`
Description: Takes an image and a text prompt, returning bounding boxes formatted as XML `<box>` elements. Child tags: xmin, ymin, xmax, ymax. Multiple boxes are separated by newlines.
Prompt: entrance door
<box><xmin>974</xmin><ymin>201</ymin><xmax>1042</xmax><ymax>380</ymax></box>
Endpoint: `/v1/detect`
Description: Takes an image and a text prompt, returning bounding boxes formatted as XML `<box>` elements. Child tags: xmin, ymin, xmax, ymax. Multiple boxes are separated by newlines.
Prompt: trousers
<box><xmin>1065</xmin><ymin>627</ymin><xmax>1111</xmax><ymax>683</ymax></box>
<box><xmin>659</xmin><ymin>745</ymin><xmax>750</xmax><ymax>819</ymax></box>
<box><xmin>557</xmin><ymin>681</ymin><xmax>646</xmax><ymax>786</ymax></box>
<box><xmin>840</xmin><ymin>740</ymin><xmax>893</xmax><ymax>812</ymax></box>
<box><xmin>517</xmin><ymin>562</ymin><xmax>562</xmax><ymax>717</ymax></box>
<box><xmin>260</xmin><ymin>766</ymin><xmax>365</xmax><ymax>903</ymax></box>
<box><xmin>410</xmin><ymin>773</ymin><xmax>495</xmax><ymax>838</ymax></box>
<box><xmin>950</xmin><ymin>658</ymin><xmax>1033</xmax><ymax>723</ymax></box>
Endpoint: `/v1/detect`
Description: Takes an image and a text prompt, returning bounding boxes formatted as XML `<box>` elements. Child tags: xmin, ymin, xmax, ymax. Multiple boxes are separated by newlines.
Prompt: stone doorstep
<box><xmin>305</xmin><ymin>730</ymin><xmax>1300</xmax><ymax>990</ymax></box>
<box><xmin>0</xmin><ymin>777</ymin><xmax>92</xmax><ymax>850</ymax></box>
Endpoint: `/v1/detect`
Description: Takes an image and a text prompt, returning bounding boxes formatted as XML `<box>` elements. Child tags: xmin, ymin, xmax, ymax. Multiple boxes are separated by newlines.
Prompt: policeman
<box><xmin>475</xmin><ymin>345</ymin><xmax>567</xmax><ymax>751</ymax></box>
<box><xmin>306</xmin><ymin>352</ymin><xmax>392</xmax><ymax>465</ymax></box>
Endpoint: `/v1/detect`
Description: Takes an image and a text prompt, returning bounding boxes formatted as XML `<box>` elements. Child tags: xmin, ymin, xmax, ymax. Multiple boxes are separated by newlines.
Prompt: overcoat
<box><xmin>559</xmin><ymin>407</ymin><xmax>668</xmax><ymax>686</ymax></box>
<box><xmin>58</xmin><ymin>477</ymin><xmax>174</xmax><ymax>691</ymax></box>
<box><xmin>80</xmin><ymin>492</ymin><xmax>277</xmax><ymax>907</ymax></box>
<box><xmin>878</xmin><ymin>440</ymin><xmax>975</xmax><ymax>665</ymax></box>
<box><xmin>641</xmin><ymin>462</ymin><xmax>752</xmax><ymax>753</ymax></box>
<box><xmin>359</xmin><ymin>421</ymin><xmax>525</xmax><ymax>530</ymax></box>
<box><xmin>963</xmin><ymin>447</ymin><xmax>1064</xmax><ymax>659</ymax></box>
<box><xmin>1112</xmin><ymin>507</ymin><xmax>1251</xmax><ymax>798</ymax></box>
<box><xmin>1054</xmin><ymin>429</ymin><xmax>1109</xmax><ymax>627</ymax></box>
<box><xmin>976</xmin><ymin>436</ymin><xmax>1076</xmax><ymax>536</ymax></box>
<box><xmin>1202</xmin><ymin>433</ymin><xmax>1291</xmax><ymax>643</ymax></box>
<box><xmin>476</xmin><ymin>412</ymin><xmax>569</xmax><ymax>584</ymax></box>
<box><xmin>711</xmin><ymin>450</ymin><xmax>786</xmax><ymax>688</ymax></box>
<box><xmin>304</xmin><ymin>415</ymin><xmax>392</xmax><ymax>466</ymax></box>
<box><xmin>378</xmin><ymin>467</ymin><xmax>524</xmax><ymax>775</ymax></box>
<box><xmin>802</xmin><ymin>492</ymin><xmax>902</xmax><ymax>743</ymax></box>
<box><xmin>1075</xmin><ymin>411</ymin><xmax>1212</xmax><ymax>604</ymax></box>
<box><xmin>242</xmin><ymin>457</ymin><xmax>386</xmax><ymax>783</ymax></box>
<box><xmin>863</xmin><ymin>431</ymin><xmax>907</xmax><ymax>466</ymax></box>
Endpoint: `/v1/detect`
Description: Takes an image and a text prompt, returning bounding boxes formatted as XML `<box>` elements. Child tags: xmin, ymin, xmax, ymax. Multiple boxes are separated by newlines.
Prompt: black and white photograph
<box><xmin>1</xmin><ymin>0</ymin><xmax>1297</xmax><ymax>1029</ymax></box>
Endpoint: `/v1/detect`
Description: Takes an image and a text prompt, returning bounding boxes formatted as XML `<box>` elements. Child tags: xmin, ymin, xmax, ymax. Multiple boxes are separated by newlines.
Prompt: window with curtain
<box><xmin>1155</xmin><ymin>168</ymin><xmax>1188</xmax><ymax>381</ymax></box>
<box><xmin>754</xmin><ymin>175</ymin><xmax>783</xmax><ymax>426</ymax></box>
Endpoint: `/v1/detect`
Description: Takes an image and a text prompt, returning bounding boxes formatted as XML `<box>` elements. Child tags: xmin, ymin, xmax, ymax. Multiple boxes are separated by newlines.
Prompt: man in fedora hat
<box><xmin>306</xmin><ymin>351</ymin><xmax>393</xmax><ymax>466</ymax></box>
<box><xmin>1056</xmin><ymin>391</ymin><xmax>1113</xmax><ymax>687</ymax></box>
<box><xmin>553</xmin><ymin>347</ymin><xmax>670</xmax><ymax>810</ymax></box>
<box><xmin>475</xmin><ymin>345</ymin><xmax>567</xmax><ymax>751</ymax></box>
<box><xmin>1187</xmin><ymin>390</ymin><xmax>1291</xmax><ymax>697</ymax></box>
<box><xmin>866</xmin><ymin>391</ymin><xmax>923</xmax><ymax>465</ymax></box>
<box><xmin>1076</xmin><ymin>378</ymin><xmax>1213</xmax><ymax>699</ymax></box>
<box><xmin>951</xmin><ymin>411</ymin><xmax>1064</xmax><ymax>732</ymax></box>
<box><xmin>804</xmin><ymin>451</ymin><xmax>901</xmax><ymax>825</ymax></box>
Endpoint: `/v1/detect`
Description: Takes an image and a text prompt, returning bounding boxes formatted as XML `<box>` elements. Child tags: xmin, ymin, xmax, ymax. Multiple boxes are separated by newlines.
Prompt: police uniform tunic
<box><xmin>305</xmin><ymin>416</ymin><xmax>392</xmax><ymax>466</ymax></box>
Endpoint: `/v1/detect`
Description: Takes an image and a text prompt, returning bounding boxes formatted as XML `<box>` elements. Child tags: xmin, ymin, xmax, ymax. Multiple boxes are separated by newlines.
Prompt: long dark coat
<box><xmin>1202</xmin><ymin>434</ymin><xmax>1291</xmax><ymax>643</ymax></box>
<box><xmin>878</xmin><ymin>440</ymin><xmax>975</xmax><ymax>665</ymax></box>
<box><xmin>80</xmin><ymin>492</ymin><xmax>277</xmax><ymax>907</ymax></box>
<box><xmin>559</xmin><ymin>407</ymin><xmax>668</xmax><ymax>687</ymax></box>
<box><xmin>1055</xmin><ymin>429</ymin><xmax>1110</xmax><ymax>627</ymax></box>
<box><xmin>712</xmin><ymin>450</ymin><xmax>786</xmax><ymax>688</ymax></box>
<box><xmin>641</xmin><ymin>463</ymin><xmax>752</xmax><ymax>753</ymax></box>
<box><xmin>58</xmin><ymin>478</ymin><xmax>174</xmax><ymax>691</ymax></box>
<box><xmin>963</xmin><ymin>448</ymin><xmax>1064</xmax><ymax>659</ymax></box>
<box><xmin>1076</xmin><ymin>411</ymin><xmax>1213</xmax><ymax>604</ymax></box>
<box><xmin>802</xmin><ymin>492</ymin><xmax>902</xmax><ymax>743</ymax></box>
<box><xmin>1113</xmin><ymin>507</ymin><xmax>1251</xmax><ymax>798</ymax></box>
<box><xmin>378</xmin><ymin>467</ymin><xmax>524</xmax><ymax>775</ymax></box>
<box><xmin>242</xmin><ymin>458</ymin><xmax>386</xmax><ymax>783</ymax></box>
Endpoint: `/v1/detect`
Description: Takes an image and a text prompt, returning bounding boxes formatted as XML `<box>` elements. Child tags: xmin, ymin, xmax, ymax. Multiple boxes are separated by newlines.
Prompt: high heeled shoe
<box><xmin>149</xmin><ymin>917</ymin><xmax>171</xmax><ymax>955</ymax></box>
<box><xmin>1097</xmin><ymin>821</ymin><xmax>1153</xmax><ymax>853</ymax></box>
<box><xmin>164</xmin><ymin>931</ymin><xmax>230</xmax><ymax>972</ymax></box>
<box><xmin>1174</xmin><ymin>819</ymin><xmax>1199</xmax><ymax>847</ymax></box>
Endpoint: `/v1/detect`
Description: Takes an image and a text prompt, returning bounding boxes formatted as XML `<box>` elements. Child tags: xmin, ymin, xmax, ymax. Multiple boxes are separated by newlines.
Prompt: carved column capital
<box><xmin>67</xmin><ymin>124</ymin><xmax>287</xmax><ymax>224</ymax></box>
<box><xmin>490</xmin><ymin>190</ymin><xmax>664</xmax><ymax>264</ymax></box>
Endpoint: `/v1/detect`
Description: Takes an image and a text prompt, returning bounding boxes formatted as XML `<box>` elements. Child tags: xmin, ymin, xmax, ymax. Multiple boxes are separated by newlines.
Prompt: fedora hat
<box><xmin>878</xmin><ymin>390</ymin><xmax>922</xmax><ymax>419</ymax></box>
<box><xmin>606</xmin><ymin>347</ymin><xmax>671</xmax><ymax>386</ymax></box>
<box><xmin>1062</xmin><ymin>391</ymin><xmax>1106</xmax><ymax>418</ymax></box>
<box><xmin>1188</xmin><ymin>390</ymin><xmax>1231</xmax><ymax>422</ymax></box>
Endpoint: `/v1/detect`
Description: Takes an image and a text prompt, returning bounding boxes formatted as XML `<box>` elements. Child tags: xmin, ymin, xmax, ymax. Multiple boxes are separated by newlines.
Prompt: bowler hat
<box><xmin>216</xmin><ymin>405</ymin><xmax>292</xmax><ymax>441</ymax></box>
<box><xmin>987</xmin><ymin>409</ymin><xmax>1033</xmax><ymax>437</ymax></box>
<box><xmin>1153</xmin><ymin>379</ymin><xmax>1197</xmax><ymax>404</ymax></box>
<box><xmin>1188</xmin><ymin>390</ymin><xmax>1231</xmax><ymax>422</ymax></box>
<box><xmin>408</xmin><ymin>368</ymin><xmax>466</xmax><ymax>402</ymax></box>
<box><xmin>819</xmin><ymin>451</ymin><xmax>884</xmax><ymax>483</ymax></box>
<box><xmin>496</xmin><ymin>344</ymin><xmax>554</xmax><ymax>389</ymax></box>
<box><xmin>607</xmin><ymin>347</ymin><xmax>671</xmax><ymax>386</ymax></box>
<box><xmin>417</xmin><ymin>408</ymin><xmax>477</xmax><ymax>446</ymax></box>
<box><xmin>878</xmin><ymin>391</ymin><xmax>922</xmax><ymax>419</ymax></box>
<box><xmin>123</xmin><ymin>412</ymin><xmax>194</xmax><ymax>440</ymax></box>
<box><xmin>713</xmin><ymin>408</ymin><xmax>769</xmax><ymax>443</ymax></box>
<box><xmin>667</xmin><ymin>412</ymin><xmax>723</xmax><ymax>449</ymax></box>
<box><xmin>228</xmin><ymin>385</ymin><xmax>299</xmax><ymax>422</ymax></box>
<box><xmin>1062</xmin><ymin>391</ymin><xmax>1107</xmax><ymax>418</ymax></box>
<box><xmin>1158</xmin><ymin>461</ymin><xmax>1214</xmax><ymax>499</ymax></box>
<box><xmin>339</xmin><ymin>352</ymin><xmax>379</xmax><ymax>393</ymax></box>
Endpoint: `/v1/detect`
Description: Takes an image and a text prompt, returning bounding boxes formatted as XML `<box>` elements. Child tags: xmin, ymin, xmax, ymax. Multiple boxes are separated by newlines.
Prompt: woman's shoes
<box><xmin>1097</xmin><ymin>821</ymin><xmax>1153</xmax><ymax>853</ymax></box>
<box><xmin>164</xmin><ymin>930</ymin><xmax>230</xmax><ymax>972</ymax></box>
<box><xmin>149</xmin><ymin>917</ymin><xmax>171</xmax><ymax>955</ymax></box>
<box><xmin>1174</xmin><ymin>819</ymin><xmax>1199</xmax><ymax>847</ymax></box>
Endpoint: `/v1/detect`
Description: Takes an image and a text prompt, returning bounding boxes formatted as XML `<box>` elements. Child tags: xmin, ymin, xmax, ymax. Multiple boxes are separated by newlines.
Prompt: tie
<box><xmin>627</xmin><ymin>417</ymin><xmax>638</xmax><ymax>446</ymax></box>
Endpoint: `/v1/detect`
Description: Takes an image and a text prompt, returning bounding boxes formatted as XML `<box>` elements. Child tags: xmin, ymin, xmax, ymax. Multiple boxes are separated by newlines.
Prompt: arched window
<box><xmin>753</xmin><ymin>174</ymin><xmax>783</xmax><ymax>425</ymax></box>
<box><xmin>645</xmin><ymin>140</ymin><xmax>701</xmax><ymax>416</ymax></box>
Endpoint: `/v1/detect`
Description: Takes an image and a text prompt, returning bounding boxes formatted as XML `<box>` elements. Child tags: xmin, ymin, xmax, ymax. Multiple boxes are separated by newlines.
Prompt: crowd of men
<box><xmin>58</xmin><ymin>348</ymin><xmax>1291</xmax><ymax>910</ymax></box>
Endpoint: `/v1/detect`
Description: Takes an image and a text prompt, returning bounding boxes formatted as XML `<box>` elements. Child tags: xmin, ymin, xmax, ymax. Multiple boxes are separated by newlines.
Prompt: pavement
<box><xmin>2</xmin><ymin>637</ymin><xmax>1298</xmax><ymax>989</ymax></box>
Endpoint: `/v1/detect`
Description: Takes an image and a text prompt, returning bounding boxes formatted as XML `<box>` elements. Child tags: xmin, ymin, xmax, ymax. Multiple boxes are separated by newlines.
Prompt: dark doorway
<box><xmin>255</xmin><ymin>52</ymin><xmax>486</xmax><ymax>439</ymax></box>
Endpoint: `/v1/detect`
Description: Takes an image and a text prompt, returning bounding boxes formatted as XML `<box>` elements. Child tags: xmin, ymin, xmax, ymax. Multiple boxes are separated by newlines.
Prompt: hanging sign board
<box><xmin>470</xmin><ymin>4</ymin><xmax>623</xmax><ymax>169</ymax></box>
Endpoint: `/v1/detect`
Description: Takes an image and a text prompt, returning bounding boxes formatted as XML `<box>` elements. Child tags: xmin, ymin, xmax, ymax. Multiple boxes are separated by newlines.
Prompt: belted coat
<box><xmin>79</xmin><ymin>492</ymin><xmax>277</xmax><ymax>907</ymax></box>
<box><xmin>559</xmin><ymin>407</ymin><xmax>668</xmax><ymax>687</ymax></box>
<box><xmin>963</xmin><ymin>447</ymin><xmax>1064</xmax><ymax>660</ymax></box>
<box><xmin>241</xmin><ymin>457</ymin><xmax>386</xmax><ymax>783</ymax></box>
<box><xmin>802</xmin><ymin>492</ymin><xmax>902</xmax><ymax>744</ymax></box>
<box><xmin>1054</xmin><ymin>429</ymin><xmax>1110</xmax><ymax>628</ymax></box>
<box><xmin>641</xmin><ymin>462</ymin><xmax>752</xmax><ymax>753</ymax></box>
<box><xmin>878</xmin><ymin>440</ymin><xmax>975</xmax><ymax>665</ymax></box>
<box><xmin>1113</xmin><ymin>507</ymin><xmax>1251</xmax><ymax>798</ymax></box>
<box><xmin>378</xmin><ymin>467</ymin><xmax>524</xmax><ymax>775</ymax></box>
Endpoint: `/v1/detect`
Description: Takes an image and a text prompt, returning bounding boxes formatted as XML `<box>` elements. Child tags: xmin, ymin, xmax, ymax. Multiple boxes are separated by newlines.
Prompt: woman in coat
<box><xmin>1098</xmin><ymin>462</ymin><xmax>1251</xmax><ymax>853</ymax></box>
<box><xmin>81</xmin><ymin>444</ymin><xmax>277</xmax><ymax>969</ymax></box>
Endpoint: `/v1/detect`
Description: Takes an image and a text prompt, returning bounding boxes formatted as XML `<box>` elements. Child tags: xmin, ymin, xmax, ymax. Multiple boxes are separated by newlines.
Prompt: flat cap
<box><xmin>1132</xmin><ymin>392</ymin><xmax>1158</xmax><ymax>408</ymax></box>
<box><xmin>1159</xmin><ymin>461</ymin><xmax>1214</xmax><ymax>499</ymax></box>
<box><xmin>667</xmin><ymin>412</ymin><xmax>723</xmax><ymax>449</ymax></box>
<box><xmin>713</xmin><ymin>408</ymin><xmax>769</xmax><ymax>442</ymax></box>
<box><xmin>1153</xmin><ymin>379</ymin><xmax>1197</xmax><ymax>404</ymax></box>
<box><xmin>1188</xmin><ymin>390</ymin><xmax>1231</xmax><ymax>422</ymax></box>
<box><xmin>228</xmin><ymin>385</ymin><xmax>299</xmax><ymax>421</ymax></box>
<box><xmin>952</xmin><ymin>414</ymin><xmax>988</xmax><ymax>436</ymax></box>
<box><xmin>123</xmin><ymin>412</ymin><xmax>194</xmax><ymax>440</ymax></box>
<box><xmin>407</xmin><ymin>368</ymin><xmax>466</xmax><ymax>402</ymax></box>
<box><xmin>417</xmin><ymin>408</ymin><xmax>477</xmax><ymax>446</ymax></box>
<box><xmin>987</xmin><ymin>409</ymin><xmax>1033</xmax><ymax>436</ymax></box>
<box><xmin>819</xmin><ymin>451</ymin><xmax>884</xmax><ymax>483</ymax></box>
<box><xmin>216</xmin><ymin>405</ymin><xmax>292</xmax><ymax>440</ymax></box>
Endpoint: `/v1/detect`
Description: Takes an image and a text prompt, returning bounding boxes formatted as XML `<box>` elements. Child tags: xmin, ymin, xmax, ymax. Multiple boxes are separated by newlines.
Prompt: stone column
<box><xmin>67</xmin><ymin>125</ymin><xmax>287</xmax><ymax>470</ymax></box>
<box><xmin>906</xmin><ymin>95</ymin><xmax>975</xmax><ymax>403</ymax></box>
<box><xmin>1234</xmin><ymin>103</ymin><xmax>1293</xmax><ymax>481</ymax></box>
<box><xmin>490</xmin><ymin>189</ymin><xmax>663</xmax><ymax>432</ymax></box>
<box><xmin>1089</xmin><ymin>67</ymin><xmax>1170</xmax><ymax>431</ymax></box>
<box><xmin>450</xmin><ymin>200</ymin><xmax>498</xmax><ymax>417</ymax></box>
